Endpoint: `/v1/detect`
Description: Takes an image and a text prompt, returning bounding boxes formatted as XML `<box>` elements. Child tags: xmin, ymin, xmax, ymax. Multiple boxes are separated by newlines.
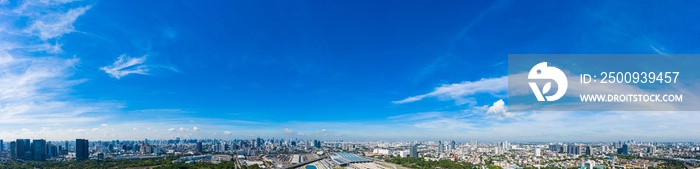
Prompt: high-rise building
<box><xmin>450</xmin><ymin>141</ymin><xmax>456</xmax><ymax>150</ymax></box>
<box><xmin>437</xmin><ymin>141</ymin><xmax>444</xmax><ymax>153</ymax></box>
<box><xmin>48</xmin><ymin>145</ymin><xmax>58</xmax><ymax>158</ymax></box>
<box><xmin>196</xmin><ymin>141</ymin><xmax>203</xmax><ymax>153</ymax></box>
<box><xmin>313</xmin><ymin>140</ymin><xmax>321</xmax><ymax>148</ymax></box>
<box><xmin>585</xmin><ymin>146</ymin><xmax>592</xmax><ymax>156</ymax></box>
<box><xmin>16</xmin><ymin>139</ymin><xmax>31</xmax><ymax>160</ymax></box>
<box><xmin>535</xmin><ymin>147</ymin><xmax>541</xmax><ymax>157</ymax></box>
<box><xmin>10</xmin><ymin>141</ymin><xmax>16</xmax><ymax>160</ymax></box>
<box><xmin>560</xmin><ymin>144</ymin><xmax>567</xmax><ymax>154</ymax></box>
<box><xmin>502</xmin><ymin>141</ymin><xmax>509</xmax><ymax>150</ymax></box>
<box><xmin>566</xmin><ymin>145</ymin><xmax>581</xmax><ymax>155</ymax></box>
<box><xmin>0</xmin><ymin>139</ymin><xmax>3</xmax><ymax>158</ymax></box>
<box><xmin>32</xmin><ymin>139</ymin><xmax>47</xmax><ymax>161</ymax></box>
<box><xmin>17</xmin><ymin>139</ymin><xmax>33</xmax><ymax>160</ymax></box>
<box><xmin>257</xmin><ymin>138</ymin><xmax>264</xmax><ymax>148</ymax></box>
<box><xmin>410</xmin><ymin>144</ymin><xmax>418</xmax><ymax>158</ymax></box>
<box><xmin>76</xmin><ymin>139</ymin><xmax>89</xmax><ymax>160</ymax></box>
<box><xmin>647</xmin><ymin>146</ymin><xmax>656</xmax><ymax>154</ymax></box>
<box><xmin>617</xmin><ymin>144</ymin><xmax>629</xmax><ymax>155</ymax></box>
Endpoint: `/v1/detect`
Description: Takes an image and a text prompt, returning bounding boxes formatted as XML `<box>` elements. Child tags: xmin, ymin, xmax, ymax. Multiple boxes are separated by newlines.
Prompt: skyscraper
<box><xmin>585</xmin><ymin>146</ymin><xmax>592</xmax><ymax>156</ymax></box>
<box><xmin>617</xmin><ymin>144</ymin><xmax>629</xmax><ymax>155</ymax></box>
<box><xmin>450</xmin><ymin>141</ymin><xmax>456</xmax><ymax>150</ymax></box>
<box><xmin>567</xmin><ymin>144</ymin><xmax>581</xmax><ymax>155</ymax></box>
<box><xmin>535</xmin><ymin>147</ymin><xmax>541</xmax><ymax>157</ymax></box>
<box><xmin>23</xmin><ymin>139</ymin><xmax>31</xmax><ymax>160</ymax></box>
<box><xmin>16</xmin><ymin>139</ymin><xmax>31</xmax><ymax>160</ymax></box>
<box><xmin>32</xmin><ymin>139</ymin><xmax>47</xmax><ymax>161</ymax></box>
<box><xmin>410</xmin><ymin>144</ymin><xmax>418</xmax><ymax>158</ymax></box>
<box><xmin>0</xmin><ymin>139</ymin><xmax>3</xmax><ymax>158</ymax></box>
<box><xmin>48</xmin><ymin>145</ymin><xmax>58</xmax><ymax>158</ymax></box>
<box><xmin>76</xmin><ymin>139</ymin><xmax>89</xmax><ymax>160</ymax></box>
<box><xmin>196</xmin><ymin>141</ymin><xmax>203</xmax><ymax>153</ymax></box>
<box><xmin>10</xmin><ymin>141</ymin><xmax>16</xmax><ymax>160</ymax></box>
<box><xmin>313</xmin><ymin>140</ymin><xmax>321</xmax><ymax>148</ymax></box>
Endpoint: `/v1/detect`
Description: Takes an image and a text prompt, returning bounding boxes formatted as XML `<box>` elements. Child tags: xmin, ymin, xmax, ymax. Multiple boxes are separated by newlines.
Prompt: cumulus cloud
<box><xmin>486</xmin><ymin>99</ymin><xmax>515</xmax><ymax>118</ymax></box>
<box><xmin>393</xmin><ymin>76</ymin><xmax>507</xmax><ymax>105</ymax></box>
<box><xmin>193</xmin><ymin>127</ymin><xmax>199</xmax><ymax>131</ymax></box>
<box><xmin>100</xmin><ymin>55</ymin><xmax>149</xmax><ymax>79</ymax></box>
<box><xmin>223</xmin><ymin>131</ymin><xmax>231</xmax><ymax>135</ymax></box>
<box><xmin>167</xmin><ymin>128</ymin><xmax>175</xmax><ymax>132</ymax></box>
<box><xmin>101</xmin><ymin>124</ymin><xmax>108</xmax><ymax>127</ymax></box>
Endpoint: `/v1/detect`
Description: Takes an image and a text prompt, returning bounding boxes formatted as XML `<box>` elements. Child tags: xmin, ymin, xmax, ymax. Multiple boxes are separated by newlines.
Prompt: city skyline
<box><xmin>1</xmin><ymin>0</ymin><xmax>700</xmax><ymax>142</ymax></box>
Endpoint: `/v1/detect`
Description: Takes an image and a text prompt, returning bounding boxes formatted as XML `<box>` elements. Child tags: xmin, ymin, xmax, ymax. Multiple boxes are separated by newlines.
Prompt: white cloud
<box><xmin>193</xmin><ymin>127</ymin><xmax>199</xmax><ymax>131</ymax></box>
<box><xmin>100</xmin><ymin>55</ymin><xmax>149</xmax><ymax>79</ymax></box>
<box><xmin>283</xmin><ymin>128</ymin><xmax>294</xmax><ymax>134</ymax></box>
<box><xmin>393</xmin><ymin>76</ymin><xmax>507</xmax><ymax>105</ymax></box>
<box><xmin>0</xmin><ymin>0</ymin><xmax>115</xmax><ymax>130</ymax></box>
<box><xmin>132</xmin><ymin>128</ymin><xmax>138</xmax><ymax>131</ymax></box>
<box><xmin>167</xmin><ymin>128</ymin><xmax>175</xmax><ymax>132</ymax></box>
<box><xmin>101</xmin><ymin>123</ymin><xmax>108</xmax><ymax>127</ymax></box>
<box><xmin>24</xmin><ymin>6</ymin><xmax>91</xmax><ymax>40</ymax></box>
<box><xmin>223</xmin><ymin>131</ymin><xmax>231</xmax><ymax>135</ymax></box>
<box><xmin>486</xmin><ymin>99</ymin><xmax>515</xmax><ymax>118</ymax></box>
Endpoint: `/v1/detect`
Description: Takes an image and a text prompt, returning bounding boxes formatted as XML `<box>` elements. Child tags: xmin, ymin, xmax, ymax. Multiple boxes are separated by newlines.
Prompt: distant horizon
<box><xmin>1</xmin><ymin>137</ymin><xmax>696</xmax><ymax>143</ymax></box>
<box><xmin>1</xmin><ymin>0</ymin><xmax>700</xmax><ymax>142</ymax></box>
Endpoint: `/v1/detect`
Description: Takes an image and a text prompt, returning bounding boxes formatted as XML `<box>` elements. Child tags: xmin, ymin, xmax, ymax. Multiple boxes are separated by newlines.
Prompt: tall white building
<box><xmin>535</xmin><ymin>147</ymin><xmax>541</xmax><ymax>157</ymax></box>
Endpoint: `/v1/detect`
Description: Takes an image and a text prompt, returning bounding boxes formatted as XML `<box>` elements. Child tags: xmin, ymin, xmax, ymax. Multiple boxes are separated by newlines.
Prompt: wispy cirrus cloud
<box><xmin>100</xmin><ymin>54</ymin><xmax>149</xmax><ymax>79</ymax></box>
<box><xmin>393</xmin><ymin>76</ymin><xmax>507</xmax><ymax>105</ymax></box>
<box><xmin>0</xmin><ymin>0</ymin><xmax>113</xmax><ymax>126</ymax></box>
<box><xmin>24</xmin><ymin>6</ymin><xmax>91</xmax><ymax>40</ymax></box>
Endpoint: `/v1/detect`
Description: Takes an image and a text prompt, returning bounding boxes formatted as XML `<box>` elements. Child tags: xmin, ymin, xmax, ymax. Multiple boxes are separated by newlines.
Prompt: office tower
<box><xmin>437</xmin><ymin>141</ymin><xmax>444</xmax><ymax>153</ymax></box>
<box><xmin>196</xmin><ymin>141</ymin><xmax>203</xmax><ymax>153</ymax></box>
<box><xmin>17</xmin><ymin>139</ymin><xmax>33</xmax><ymax>160</ymax></box>
<box><xmin>14</xmin><ymin>139</ymin><xmax>22</xmax><ymax>160</ymax></box>
<box><xmin>48</xmin><ymin>145</ymin><xmax>58</xmax><ymax>158</ymax></box>
<box><xmin>502</xmin><ymin>141</ymin><xmax>509</xmax><ymax>150</ymax></box>
<box><xmin>549</xmin><ymin>144</ymin><xmax>558</xmax><ymax>151</ymax></box>
<box><xmin>9</xmin><ymin>141</ymin><xmax>15</xmax><ymax>160</ymax></box>
<box><xmin>567</xmin><ymin>145</ymin><xmax>581</xmax><ymax>155</ymax></box>
<box><xmin>32</xmin><ymin>139</ymin><xmax>47</xmax><ymax>161</ymax></box>
<box><xmin>257</xmin><ymin>138</ymin><xmax>264</xmax><ymax>148</ymax></box>
<box><xmin>617</xmin><ymin>144</ymin><xmax>629</xmax><ymax>155</ymax></box>
<box><xmin>585</xmin><ymin>146</ymin><xmax>592</xmax><ymax>156</ymax></box>
<box><xmin>410</xmin><ymin>144</ymin><xmax>418</xmax><ymax>158</ymax></box>
<box><xmin>647</xmin><ymin>146</ymin><xmax>656</xmax><ymax>154</ymax></box>
<box><xmin>313</xmin><ymin>140</ymin><xmax>321</xmax><ymax>148</ymax></box>
<box><xmin>450</xmin><ymin>141</ymin><xmax>456</xmax><ymax>150</ymax></box>
<box><xmin>76</xmin><ymin>139</ymin><xmax>89</xmax><ymax>160</ymax></box>
<box><xmin>535</xmin><ymin>147</ymin><xmax>541</xmax><ymax>156</ymax></box>
<box><xmin>0</xmin><ymin>139</ymin><xmax>3</xmax><ymax>158</ymax></box>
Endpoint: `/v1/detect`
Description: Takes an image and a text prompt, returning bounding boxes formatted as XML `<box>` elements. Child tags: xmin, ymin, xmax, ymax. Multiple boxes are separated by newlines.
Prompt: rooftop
<box><xmin>330</xmin><ymin>153</ymin><xmax>371</xmax><ymax>166</ymax></box>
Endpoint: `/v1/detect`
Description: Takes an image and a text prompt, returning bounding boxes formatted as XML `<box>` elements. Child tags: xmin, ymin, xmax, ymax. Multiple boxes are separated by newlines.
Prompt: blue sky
<box><xmin>1</xmin><ymin>0</ymin><xmax>699</xmax><ymax>141</ymax></box>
